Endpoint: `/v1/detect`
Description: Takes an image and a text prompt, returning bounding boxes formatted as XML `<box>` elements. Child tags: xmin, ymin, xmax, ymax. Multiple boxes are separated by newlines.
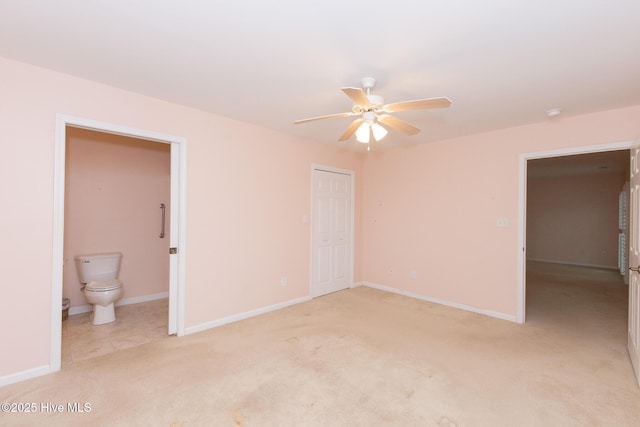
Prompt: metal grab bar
<box><xmin>159</xmin><ymin>203</ymin><xmax>166</xmax><ymax>238</ymax></box>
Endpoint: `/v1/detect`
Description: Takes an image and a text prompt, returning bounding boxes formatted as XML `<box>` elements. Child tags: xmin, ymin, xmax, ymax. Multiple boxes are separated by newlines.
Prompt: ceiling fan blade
<box><xmin>338</xmin><ymin>119</ymin><xmax>363</xmax><ymax>141</ymax></box>
<box><xmin>342</xmin><ymin>87</ymin><xmax>370</xmax><ymax>106</ymax></box>
<box><xmin>382</xmin><ymin>97</ymin><xmax>451</xmax><ymax>113</ymax></box>
<box><xmin>293</xmin><ymin>112</ymin><xmax>354</xmax><ymax>124</ymax></box>
<box><xmin>378</xmin><ymin>114</ymin><xmax>420</xmax><ymax>135</ymax></box>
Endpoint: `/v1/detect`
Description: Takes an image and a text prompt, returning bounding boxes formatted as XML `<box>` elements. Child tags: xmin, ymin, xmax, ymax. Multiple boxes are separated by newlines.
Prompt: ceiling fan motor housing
<box><xmin>362</xmin><ymin>111</ymin><xmax>376</xmax><ymax>124</ymax></box>
<box><xmin>366</xmin><ymin>94</ymin><xmax>384</xmax><ymax>108</ymax></box>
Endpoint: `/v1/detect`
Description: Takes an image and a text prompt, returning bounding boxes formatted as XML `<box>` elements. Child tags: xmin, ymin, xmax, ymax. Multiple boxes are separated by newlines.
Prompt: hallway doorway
<box><xmin>518</xmin><ymin>142</ymin><xmax>632</xmax><ymax>323</ymax></box>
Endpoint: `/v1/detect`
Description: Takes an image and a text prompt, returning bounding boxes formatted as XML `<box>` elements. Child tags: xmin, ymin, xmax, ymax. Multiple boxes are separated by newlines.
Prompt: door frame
<box><xmin>310</xmin><ymin>164</ymin><xmax>355</xmax><ymax>297</ymax></box>
<box><xmin>517</xmin><ymin>140</ymin><xmax>633</xmax><ymax>323</ymax></box>
<box><xmin>51</xmin><ymin>114</ymin><xmax>187</xmax><ymax>372</ymax></box>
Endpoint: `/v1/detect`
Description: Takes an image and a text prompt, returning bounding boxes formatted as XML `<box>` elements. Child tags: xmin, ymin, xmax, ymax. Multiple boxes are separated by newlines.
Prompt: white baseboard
<box><xmin>527</xmin><ymin>258</ymin><xmax>618</xmax><ymax>270</ymax></box>
<box><xmin>2</xmin><ymin>293</ymin><xmax>171</xmax><ymax>387</ymax></box>
<box><xmin>68</xmin><ymin>291</ymin><xmax>169</xmax><ymax>316</ymax></box>
<box><xmin>69</xmin><ymin>305</ymin><xmax>92</xmax><ymax>315</ymax></box>
<box><xmin>4</xmin><ymin>285</ymin><xmax>511</xmax><ymax>387</ymax></box>
<box><xmin>358</xmin><ymin>281</ymin><xmax>517</xmax><ymax>323</ymax></box>
<box><xmin>0</xmin><ymin>364</ymin><xmax>51</xmax><ymax>388</ymax></box>
<box><xmin>185</xmin><ymin>296</ymin><xmax>312</xmax><ymax>335</ymax></box>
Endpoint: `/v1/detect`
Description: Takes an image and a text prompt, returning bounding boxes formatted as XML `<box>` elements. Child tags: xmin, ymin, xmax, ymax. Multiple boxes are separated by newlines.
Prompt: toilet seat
<box><xmin>86</xmin><ymin>279</ymin><xmax>122</xmax><ymax>292</ymax></box>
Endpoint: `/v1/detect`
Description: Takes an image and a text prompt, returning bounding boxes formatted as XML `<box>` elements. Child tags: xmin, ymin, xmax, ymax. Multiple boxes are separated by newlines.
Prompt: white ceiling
<box><xmin>1</xmin><ymin>1</ymin><xmax>639</xmax><ymax>150</ymax></box>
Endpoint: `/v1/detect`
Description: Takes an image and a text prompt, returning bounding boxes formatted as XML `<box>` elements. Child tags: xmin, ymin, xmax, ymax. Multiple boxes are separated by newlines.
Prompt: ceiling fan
<box><xmin>293</xmin><ymin>77</ymin><xmax>451</xmax><ymax>144</ymax></box>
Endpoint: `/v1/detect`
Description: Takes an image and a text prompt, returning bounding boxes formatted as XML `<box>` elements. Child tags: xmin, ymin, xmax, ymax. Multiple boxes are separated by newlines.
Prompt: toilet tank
<box><xmin>75</xmin><ymin>252</ymin><xmax>123</xmax><ymax>284</ymax></box>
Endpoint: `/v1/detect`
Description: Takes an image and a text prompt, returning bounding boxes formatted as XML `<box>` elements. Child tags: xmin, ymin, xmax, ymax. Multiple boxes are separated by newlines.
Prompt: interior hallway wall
<box><xmin>64</xmin><ymin>127</ymin><xmax>171</xmax><ymax>309</ymax></box>
<box><xmin>526</xmin><ymin>172</ymin><xmax>626</xmax><ymax>268</ymax></box>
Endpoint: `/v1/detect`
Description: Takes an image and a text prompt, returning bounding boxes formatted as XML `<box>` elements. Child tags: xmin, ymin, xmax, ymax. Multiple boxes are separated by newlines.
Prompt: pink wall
<box><xmin>2</xmin><ymin>52</ymin><xmax>640</xmax><ymax>384</ymax></box>
<box><xmin>64</xmin><ymin>128</ymin><xmax>171</xmax><ymax>308</ymax></box>
<box><xmin>362</xmin><ymin>105</ymin><xmax>640</xmax><ymax>317</ymax></box>
<box><xmin>0</xmin><ymin>56</ymin><xmax>364</xmax><ymax>380</ymax></box>
<box><xmin>527</xmin><ymin>173</ymin><xmax>626</xmax><ymax>268</ymax></box>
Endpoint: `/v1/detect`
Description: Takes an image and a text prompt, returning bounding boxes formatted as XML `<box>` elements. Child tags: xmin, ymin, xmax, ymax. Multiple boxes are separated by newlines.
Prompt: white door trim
<box><xmin>51</xmin><ymin>114</ymin><xmax>187</xmax><ymax>372</ymax></box>
<box><xmin>517</xmin><ymin>140</ymin><xmax>633</xmax><ymax>323</ymax></box>
<box><xmin>310</xmin><ymin>164</ymin><xmax>355</xmax><ymax>297</ymax></box>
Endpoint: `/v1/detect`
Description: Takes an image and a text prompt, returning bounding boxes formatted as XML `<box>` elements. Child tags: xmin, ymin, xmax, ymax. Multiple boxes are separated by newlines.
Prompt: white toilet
<box><xmin>75</xmin><ymin>252</ymin><xmax>124</xmax><ymax>325</ymax></box>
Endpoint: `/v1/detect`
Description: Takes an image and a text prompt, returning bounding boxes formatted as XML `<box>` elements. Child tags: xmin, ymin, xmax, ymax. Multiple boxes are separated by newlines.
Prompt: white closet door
<box><xmin>311</xmin><ymin>169</ymin><xmax>352</xmax><ymax>297</ymax></box>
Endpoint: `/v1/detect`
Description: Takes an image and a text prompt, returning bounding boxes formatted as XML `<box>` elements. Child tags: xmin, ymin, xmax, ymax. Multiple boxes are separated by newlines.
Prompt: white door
<box><xmin>628</xmin><ymin>145</ymin><xmax>640</xmax><ymax>386</ymax></box>
<box><xmin>312</xmin><ymin>169</ymin><xmax>352</xmax><ymax>297</ymax></box>
<box><xmin>168</xmin><ymin>142</ymin><xmax>180</xmax><ymax>335</ymax></box>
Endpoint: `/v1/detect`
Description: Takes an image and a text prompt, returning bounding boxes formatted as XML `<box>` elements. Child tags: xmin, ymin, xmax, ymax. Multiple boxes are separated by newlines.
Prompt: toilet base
<box><xmin>92</xmin><ymin>303</ymin><xmax>116</xmax><ymax>325</ymax></box>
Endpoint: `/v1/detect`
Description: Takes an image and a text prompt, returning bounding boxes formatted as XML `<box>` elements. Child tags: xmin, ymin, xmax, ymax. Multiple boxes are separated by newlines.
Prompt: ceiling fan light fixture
<box><xmin>355</xmin><ymin>122</ymin><xmax>371</xmax><ymax>143</ymax></box>
<box><xmin>371</xmin><ymin>122</ymin><xmax>388</xmax><ymax>141</ymax></box>
<box><xmin>293</xmin><ymin>76</ymin><xmax>452</xmax><ymax>145</ymax></box>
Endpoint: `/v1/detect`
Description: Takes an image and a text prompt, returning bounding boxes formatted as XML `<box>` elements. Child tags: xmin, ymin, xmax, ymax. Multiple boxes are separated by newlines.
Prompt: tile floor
<box><xmin>61</xmin><ymin>298</ymin><xmax>169</xmax><ymax>367</ymax></box>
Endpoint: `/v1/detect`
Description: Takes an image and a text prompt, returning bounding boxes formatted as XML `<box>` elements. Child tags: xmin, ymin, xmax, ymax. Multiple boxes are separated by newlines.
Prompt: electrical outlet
<box><xmin>410</xmin><ymin>271</ymin><xmax>417</xmax><ymax>280</ymax></box>
<box><xmin>496</xmin><ymin>217</ymin><xmax>509</xmax><ymax>227</ymax></box>
<box><xmin>280</xmin><ymin>276</ymin><xmax>288</xmax><ymax>287</ymax></box>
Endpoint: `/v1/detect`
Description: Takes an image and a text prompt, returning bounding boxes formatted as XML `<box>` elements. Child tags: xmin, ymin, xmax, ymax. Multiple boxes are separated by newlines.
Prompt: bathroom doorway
<box><xmin>51</xmin><ymin>115</ymin><xmax>186</xmax><ymax>371</ymax></box>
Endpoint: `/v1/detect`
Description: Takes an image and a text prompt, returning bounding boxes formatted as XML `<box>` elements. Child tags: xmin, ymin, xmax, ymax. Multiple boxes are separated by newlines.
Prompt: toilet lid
<box><xmin>86</xmin><ymin>279</ymin><xmax>122</xmax><ymax>292</ymax></box>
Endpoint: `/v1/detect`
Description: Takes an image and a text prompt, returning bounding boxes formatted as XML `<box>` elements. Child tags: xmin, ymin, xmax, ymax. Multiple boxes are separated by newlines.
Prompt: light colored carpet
<box><xmin>2</xmin><ymin>262</ymin><xmax>640</xmax><ymax>426</ymax></box>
